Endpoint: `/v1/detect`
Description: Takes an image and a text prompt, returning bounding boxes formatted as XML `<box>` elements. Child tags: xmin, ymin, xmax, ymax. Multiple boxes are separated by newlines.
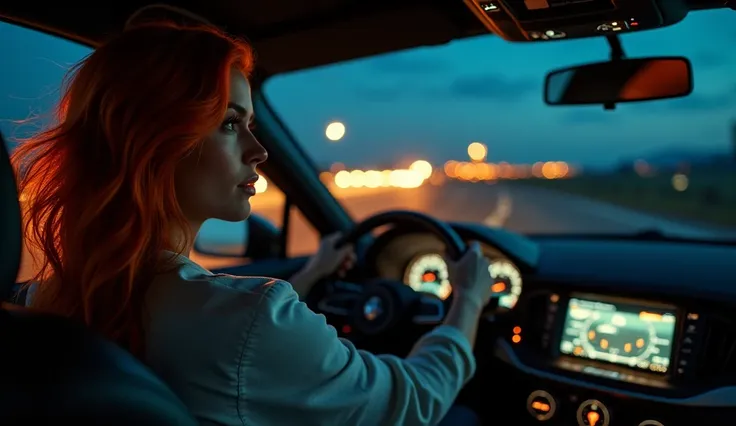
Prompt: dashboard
<box><xmin>373</xmin><ymin>231</ymin><xmax>526</xmax><ymax>314</ymax></box>
<box><xmin>365</xmin><ymin>225</ymin><xmax>736</xmax><ymax>426</ymax></box>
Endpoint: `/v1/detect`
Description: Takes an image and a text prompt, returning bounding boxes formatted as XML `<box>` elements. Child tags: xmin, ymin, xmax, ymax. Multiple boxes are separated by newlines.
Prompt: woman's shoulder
<box><xmin>143</xmin><ymin>256</ymin><xmax>302</xmax><ymax>424</ymax></box>
<box><xmin>148</xmin><ymin>253</ymin><xmax>295</xmax><ymax>305</ymax></box>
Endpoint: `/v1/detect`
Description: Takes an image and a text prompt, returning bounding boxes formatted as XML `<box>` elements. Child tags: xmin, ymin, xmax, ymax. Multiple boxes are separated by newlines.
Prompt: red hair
<box><xmin>12</xmin><ymin>22</ymin><xmax>254</xmax><ymax>355</ymax></box>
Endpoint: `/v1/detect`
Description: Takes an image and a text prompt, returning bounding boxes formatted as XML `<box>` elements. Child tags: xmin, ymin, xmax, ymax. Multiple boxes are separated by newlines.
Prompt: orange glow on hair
<box><xmin>12</xmin><ymin>21</ymin><xmax>254</xmax><ymax>356</ymax></box>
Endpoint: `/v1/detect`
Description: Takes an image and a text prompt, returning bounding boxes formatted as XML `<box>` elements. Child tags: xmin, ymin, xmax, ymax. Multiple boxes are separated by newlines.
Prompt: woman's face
<box><xmin>175</xmin><ymin>69</ymin><xmax>268</xmax><ymax>226</ymax></box>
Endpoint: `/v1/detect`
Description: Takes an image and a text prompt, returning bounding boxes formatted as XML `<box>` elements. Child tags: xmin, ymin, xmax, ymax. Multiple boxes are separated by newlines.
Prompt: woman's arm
<box><xmin>239</xmin><ymin>281</ymin><xmax>478</xmax><ymax>426</ymax></box>
<box><xmin>288</xmin><ymin>265</ymin><xmax>322</xmax><ymax>298</ymax></box>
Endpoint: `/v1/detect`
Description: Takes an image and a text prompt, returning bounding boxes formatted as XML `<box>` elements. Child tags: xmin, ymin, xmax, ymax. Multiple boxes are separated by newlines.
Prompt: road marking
<box><xmin>483</xmin><ymin>190</ymin><xmax>513</xmax><ymax>227</ymax></box>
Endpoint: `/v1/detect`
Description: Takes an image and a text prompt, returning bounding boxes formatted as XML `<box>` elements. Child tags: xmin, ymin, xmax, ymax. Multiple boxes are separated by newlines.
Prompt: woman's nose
<box><xmin>244</xmin><ymin>138</ymin><xmax>268</xmax><ymax>165</ymax></box>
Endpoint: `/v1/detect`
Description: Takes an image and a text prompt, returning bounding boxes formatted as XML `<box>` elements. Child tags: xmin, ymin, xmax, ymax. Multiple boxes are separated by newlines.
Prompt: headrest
<box><xmin>0</xmin><ymin>131</ymin><xmax>22</xmax><ymax>301</ymax></box>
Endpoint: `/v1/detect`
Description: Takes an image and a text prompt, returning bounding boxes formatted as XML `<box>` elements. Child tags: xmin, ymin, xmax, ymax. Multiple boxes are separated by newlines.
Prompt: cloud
<box><xmin>548</xmin><ymin>84</ymin><xmax>736</xmax><ymax>117</ymax></box>
<box><xmin>350</xmin><ymin>74</ymin><xmax>538</xmax><ymax>103</ymax></box>
<box><xmin>690</xmin><ymin>51</ymin><xmax>733</xmax><ymax>70</ymax></box>
<box><xmin>366</xmin><ymin>54</ymin><xmax>451</xmax><ymax>75</ymax></box>
<box><xmin>444</xmin><ymin>74</ymin><xmax>538</xmax><ymax>101</ymax></box>
<box><xmin>351</xmin><ymin>85</ymin><xmax>404</xmax><ymax>102</ymax></box>
<box><xmin>559</xmin><ymin>108</ymin><xmax>620</xmax><ymax>125</ymax></box>
<box><xmin>665</xmin><ymin>91</ymin><xmax>736</xmax><ymax>111</ymax></box>
<box><xmin>626</xmin><ymin>85</ymin><xmax>736</xmax><ymax>113</ymax></box>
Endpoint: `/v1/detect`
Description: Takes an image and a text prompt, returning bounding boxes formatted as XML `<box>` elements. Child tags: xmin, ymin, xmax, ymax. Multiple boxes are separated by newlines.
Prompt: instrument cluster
<box><xmin>403</xmin><ymin>251</ymin><xmax>523</xmax><ymax>313</ymax></box>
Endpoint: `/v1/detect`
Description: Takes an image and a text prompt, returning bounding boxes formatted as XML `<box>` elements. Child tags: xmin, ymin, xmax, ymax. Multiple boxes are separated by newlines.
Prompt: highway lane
<box><xmin>234</xmin><ymin>180</ymin><xmax>736</xmax><ymax>257</ymax></box>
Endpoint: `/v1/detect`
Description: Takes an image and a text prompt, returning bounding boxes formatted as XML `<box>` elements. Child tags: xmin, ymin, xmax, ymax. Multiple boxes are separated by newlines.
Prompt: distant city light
<box><xmin>325</xmin><ymin>121</ymin><xmax>346</xmax><ymax>141</ymax></box>
<box><xmin>409</xmin><ymin>160</ymin><xmax>433</xmax><ymax>179</ymax></box>
<box><xmin>317</xmin><ymin>159</ymin><xmax>574</xmax><ymax>193</ymax></box>
<box><xmin>467</xmin><ymin>142</ymin><xmax>487</xmax><ymax>162</ymax></box>
<box><xmin>254</xmin><ymin>174</ymin><xmax>268</xmax><ymax>193</ymax></box>
<box><xmin>332</xmin><ymin>168</ymin><xmax>426</xmax><ymax>189</ymax></box>
<box><xmin>672</xmin><ymin>173</ymin><xmax>688</xmax><ymax>192</ymax></box>
<box><xmin>444</xmin><ymin>160</ymin><xmax>572</xmax><ymax>181</ymax></box>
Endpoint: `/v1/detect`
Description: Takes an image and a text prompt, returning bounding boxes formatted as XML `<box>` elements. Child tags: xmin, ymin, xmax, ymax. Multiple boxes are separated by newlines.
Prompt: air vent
<box><xmin>522</xmin><ymin>292</ymin><xmax>555</xmax><ymax>352</ymax></box>
<box><xmin>696</xmin><ymin>316</ymin><xmax>736</xmax><ymax>381</ymax></box>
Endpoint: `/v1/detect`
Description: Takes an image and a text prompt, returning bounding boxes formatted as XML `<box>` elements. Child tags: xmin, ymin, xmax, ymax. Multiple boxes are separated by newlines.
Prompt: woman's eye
<box><xmin>222</xmin><ymin>120</ymin><xmax>239</xmax><ymax>132</ymax></box>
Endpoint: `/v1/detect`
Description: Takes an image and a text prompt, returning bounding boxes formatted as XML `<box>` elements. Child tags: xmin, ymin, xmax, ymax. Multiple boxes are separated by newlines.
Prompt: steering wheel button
<box><xmin>526</xmin><ymin>390</ymin><xmax>556</xmax><ymax>421</ymax></box>
<box><xmin>416</xmin><ymin>300</ymin><xmax>441</xmax><ymax>315</ymax></box>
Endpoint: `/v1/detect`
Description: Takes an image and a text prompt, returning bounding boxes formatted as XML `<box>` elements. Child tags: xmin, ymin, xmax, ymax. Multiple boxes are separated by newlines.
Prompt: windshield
<box><xmin>264</xmin><ymin>9</ymin><xmax>736</xmax><ymax>240</ymax></box>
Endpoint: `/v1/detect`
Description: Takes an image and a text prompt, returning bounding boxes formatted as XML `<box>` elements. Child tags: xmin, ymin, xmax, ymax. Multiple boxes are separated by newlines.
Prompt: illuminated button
<box><xmin>596</xmin><ymin>21</ymin><xmax>626</xmax><ymax>33</ymax></box>
<box><xmin>639</xmin><ymin>421</ymin><xmax>664</xmax><ymax>426</ymax></box>
<box><xmin>479</xmin><ymin>1</ymin><xmax>500</xmax><ymax>12</ymax></box>
<box><xmin>544</xmin><ymin>29</ymin><xmax>566</xmax><ymax>39</ymax></box>
<box><xmin>576</xmin><ymin>399</ymin><xmax>610</xmax><ymax>426</ymax></box>
<box><xmin>526</xmin><ymin>390</ymin><xmax>556</xmax><ymax>421</ymax></box>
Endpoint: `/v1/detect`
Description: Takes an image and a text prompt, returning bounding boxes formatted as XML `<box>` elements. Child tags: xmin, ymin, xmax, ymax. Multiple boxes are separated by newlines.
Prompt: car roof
<box><xmin>0</xmin><ymin>1</ymin><xmax>485</xmax><ymax>79</ymax></box>
<box><xmin>0</xmin><ymin>0</ymin><xmax>729</xmax><ymax>80</ymax></box>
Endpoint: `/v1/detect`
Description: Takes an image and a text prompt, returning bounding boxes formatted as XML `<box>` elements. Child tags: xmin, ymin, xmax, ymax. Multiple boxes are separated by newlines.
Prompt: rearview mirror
<box><xmin>544</xmin><ymin>57</ymin><xmax>693</xmax><ymax>106</ymax></box>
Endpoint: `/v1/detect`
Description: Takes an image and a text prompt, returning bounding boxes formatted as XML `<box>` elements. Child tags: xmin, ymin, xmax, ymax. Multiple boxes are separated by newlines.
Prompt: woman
<box><xmin>13</xmin><ymin>22</ymin><xmax>493</xmax><ymax>426</ymax></box>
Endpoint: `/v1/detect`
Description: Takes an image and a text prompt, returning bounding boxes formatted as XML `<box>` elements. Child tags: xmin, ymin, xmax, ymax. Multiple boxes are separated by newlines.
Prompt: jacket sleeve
<box><xmin>238</xmin><ymin>280</ymin><xmax>476</xmax><ymax>426</ymax></box>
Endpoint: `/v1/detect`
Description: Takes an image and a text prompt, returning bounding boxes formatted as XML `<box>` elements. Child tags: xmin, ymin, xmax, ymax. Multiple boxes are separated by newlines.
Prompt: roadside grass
<box><xmin>520</xmin><ymin>169</ymin><xmax>736</xmax><ymax>228</ymax></box>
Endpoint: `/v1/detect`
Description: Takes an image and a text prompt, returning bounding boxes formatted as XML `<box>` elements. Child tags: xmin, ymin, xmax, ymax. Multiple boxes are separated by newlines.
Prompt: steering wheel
<box><xmin>311</xmin><ymin>210</ymin><xmax>467</xmax><ymax>337</ymax></box>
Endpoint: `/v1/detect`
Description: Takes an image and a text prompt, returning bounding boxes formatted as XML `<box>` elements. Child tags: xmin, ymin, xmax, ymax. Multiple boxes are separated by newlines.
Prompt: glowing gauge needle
<box><xmin>488</xmin><ymin>259</ymin><xmax>523</xmax><ymax>310</ymax></box>
<box><xmin>587</xmin><ymin>411</ymin><xmax>600</xmax><ymax>426</ymax></box>
<box><xmin>404</xmin><ymin>253</ymin><xmax>452</xmax><ymax>300</ymax></box>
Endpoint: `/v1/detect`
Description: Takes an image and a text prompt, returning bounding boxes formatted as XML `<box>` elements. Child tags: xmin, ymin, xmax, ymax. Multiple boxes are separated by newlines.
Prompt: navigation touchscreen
<box><xmin>559</xmin><ymin>295</ymin><xmax>677</xmax><ymax>374</ymax></box>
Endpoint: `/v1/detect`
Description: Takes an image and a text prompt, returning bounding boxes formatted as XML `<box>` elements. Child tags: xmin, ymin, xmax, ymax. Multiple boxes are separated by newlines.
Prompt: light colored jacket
<box><xmin>143</xmin><ymin>253</ymin><xmax>477</xmax><ymax>426</ymax></box>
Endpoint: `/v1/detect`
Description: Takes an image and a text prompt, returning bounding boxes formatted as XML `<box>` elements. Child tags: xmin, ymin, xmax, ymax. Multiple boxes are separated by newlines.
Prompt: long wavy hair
<box><xmin>12</xmin><ymin>21</ymin><xmax>254</xmax><ymax>355</ymax></box>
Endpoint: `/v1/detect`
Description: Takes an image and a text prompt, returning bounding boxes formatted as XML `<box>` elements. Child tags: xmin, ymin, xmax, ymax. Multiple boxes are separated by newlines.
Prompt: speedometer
<box><xmin>488</xmin><ymin>259</ymin><xmax>523</xmax><ymax>311</ymax></box>
<box><xmin>403</xmin><ymin>253</ymin><xmax>452</xmax><ymax>300</ymax></box>
<box><xmin>403</xmin><ymin>252</ymin><xmax>523</xmax><ymax>310</ymax></box>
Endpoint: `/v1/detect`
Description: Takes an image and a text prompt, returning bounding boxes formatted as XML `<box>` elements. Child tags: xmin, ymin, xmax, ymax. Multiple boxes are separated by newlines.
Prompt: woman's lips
<box><xmin>238</xmin><ymin>183</ymin><xmax>256</xmax><ymax>196</ymax></box>
<box><xmin>238</xmin><ymin>174</ymin><xmax>259</xmax><ymax>196</ymax></box>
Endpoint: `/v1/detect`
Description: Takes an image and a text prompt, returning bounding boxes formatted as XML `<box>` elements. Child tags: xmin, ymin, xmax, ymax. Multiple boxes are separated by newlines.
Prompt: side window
<box><xmin>1</xmin><ymin>22</ymin><xmax>91</xmax><ymax>139</ymax></box>
<box><xmin>2</xmin><ymin>22</ymin><xmax>92</xmax><ymax>283</ymax></box>
<box><xmin>2</xmin><ymin>21</ymin><xmax>319</xmax><ymax>280</ymax></box>
<box><xmin>192</xmin><ymin>174</ymin><xmax>321</xmax><ymax>270</ymax></box>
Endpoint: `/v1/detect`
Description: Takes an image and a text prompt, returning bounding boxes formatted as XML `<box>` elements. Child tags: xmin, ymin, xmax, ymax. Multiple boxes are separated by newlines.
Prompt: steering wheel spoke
<box><xmin>412</xmin><ymin>295</ymin><xmax>445</xmax><ymax>325</ymax></box>
<box><xmin>316</xmin><ymin>280</ymin><xmax>364</xmax><ymax>316</ymax></box>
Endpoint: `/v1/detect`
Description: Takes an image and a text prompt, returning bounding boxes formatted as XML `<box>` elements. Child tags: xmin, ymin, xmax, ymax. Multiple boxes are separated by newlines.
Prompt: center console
<box><xmin>555</xmin><ymin>294</ymin><xmax>679</xmax><ymax>385</ymax></box>
<box><xmin>492</xmin><ymin>290</ymin><xmax>736</xmax><ymax>425</ymax></box>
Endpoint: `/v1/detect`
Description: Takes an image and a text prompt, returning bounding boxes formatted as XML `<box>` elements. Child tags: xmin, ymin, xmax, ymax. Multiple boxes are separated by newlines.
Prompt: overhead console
<box><xmin>463</xmin><ymin>0</ymin><xmax>689</xmax><ymax>41</ymax></box>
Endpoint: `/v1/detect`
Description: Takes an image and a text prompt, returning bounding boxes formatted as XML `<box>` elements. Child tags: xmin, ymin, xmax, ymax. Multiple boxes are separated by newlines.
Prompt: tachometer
<box><xmin>403</xmin><ymin>252</ymin><xmax>523</xmax><ymax>310</ymax></box>
<box><xmin>488</xmin><ymin>259</ymin><xmax>523</xmax><ymax>311</ymax></box>
<box><xmin>403</xmin><ymin>253</ymin><xmax>452</xmax><ymax>300</ymax></box>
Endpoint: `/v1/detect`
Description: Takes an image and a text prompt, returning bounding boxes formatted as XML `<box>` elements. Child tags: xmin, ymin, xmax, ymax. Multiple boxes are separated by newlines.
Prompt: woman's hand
<box><xmin>446</xmin><ymin>241</ymin><xmax>493</xmax><ymax>311</ymax></box>
<box><xmin>305</xmin><ymin>232</ymin><xmax>356</xmax><ymax>279</ymax></box>
<box><xmin>289</xmin><ymin>232</ymin><xmax>356</xmax><ymax>298</ymax></box>
<box><xmin>443</xmin><ymin>241</ymin><xmax>493</xmax><ymax>347</ymax></box>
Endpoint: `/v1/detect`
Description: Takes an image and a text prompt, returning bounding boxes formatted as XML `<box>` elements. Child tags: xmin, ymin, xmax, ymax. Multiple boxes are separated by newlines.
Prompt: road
<box><xmin>226</xmin><ymin>180</ymin><xmax>736</xmax><ymax>257</ymax></box>
<box><xmin>17</xmin><ymin>180</ymin><xmax>734</xmax><ymax>279</ymax></box>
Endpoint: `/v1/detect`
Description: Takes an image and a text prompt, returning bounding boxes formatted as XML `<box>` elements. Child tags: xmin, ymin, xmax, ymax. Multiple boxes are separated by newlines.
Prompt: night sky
<box><xmin>2</xmin><ymin>9</ymin><xmax>734</xmax><ymax>170</ymax></box>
